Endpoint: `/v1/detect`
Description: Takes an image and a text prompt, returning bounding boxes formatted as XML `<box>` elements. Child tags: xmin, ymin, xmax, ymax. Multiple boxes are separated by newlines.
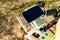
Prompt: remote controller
<box><xmin>16</xmin><ymin>16</ymin><xmax>55</xmax><ymax>40</ymax></box>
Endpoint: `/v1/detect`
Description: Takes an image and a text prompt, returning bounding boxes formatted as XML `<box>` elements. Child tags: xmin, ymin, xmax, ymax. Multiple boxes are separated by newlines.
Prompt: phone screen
<box><xmin>22</xmin><ymin>6</ymin><xmax>43</xmax><ymax>23</ymax></box>
<box><xmin>35</xmin><ymin>17</ymin><xmax>45</xmax><ymax>27</ymax></box>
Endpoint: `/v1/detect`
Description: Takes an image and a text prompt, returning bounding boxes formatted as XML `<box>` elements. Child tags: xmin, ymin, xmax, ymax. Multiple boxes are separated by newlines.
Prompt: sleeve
<box><xmin>55</xmin><ymin>18</ymin><xmax>60</xmax><ymax>40</ymax></box>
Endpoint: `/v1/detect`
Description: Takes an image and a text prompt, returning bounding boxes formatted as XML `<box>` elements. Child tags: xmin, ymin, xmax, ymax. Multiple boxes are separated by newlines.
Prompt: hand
<box><xmin>30</xmin><ymin>35</ymin><xmax>39</xmax><ymax>40</ymax></box>
<box><xmin>24</xmin><ymin>35</ymin><xmax>39</xmax><ymax>40</ymax></box>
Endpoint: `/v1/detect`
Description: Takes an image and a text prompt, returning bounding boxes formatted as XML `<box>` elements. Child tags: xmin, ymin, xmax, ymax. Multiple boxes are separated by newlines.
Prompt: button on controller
<box><xmin>32</xmin><ymin>32</ymin><xmax>40</xmax><ymax>38</ymax></box>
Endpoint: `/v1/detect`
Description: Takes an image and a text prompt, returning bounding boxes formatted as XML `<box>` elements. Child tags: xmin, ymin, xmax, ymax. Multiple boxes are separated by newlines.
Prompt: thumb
<box><xmin>30</xmin><ymin>35</ymin><xmax>39</xmax><ymax>40</ymax></box>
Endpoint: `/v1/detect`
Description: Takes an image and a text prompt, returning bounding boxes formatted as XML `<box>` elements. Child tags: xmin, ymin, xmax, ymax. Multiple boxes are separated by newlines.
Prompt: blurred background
<box><xmin>0</xmin><ymin>0</ymin><xmax>60</xmax><ymax>40</ymax></box>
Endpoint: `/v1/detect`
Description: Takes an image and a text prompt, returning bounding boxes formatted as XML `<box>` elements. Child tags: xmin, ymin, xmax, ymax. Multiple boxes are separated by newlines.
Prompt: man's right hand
<box><xmin>24</xmin><ymin>35</ymin><xmax>39</xmax><ymax>40</ymax></box>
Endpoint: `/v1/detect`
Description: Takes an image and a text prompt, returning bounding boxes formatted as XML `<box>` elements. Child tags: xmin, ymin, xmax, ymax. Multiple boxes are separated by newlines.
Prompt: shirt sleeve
<box><xmin>55</xmin><ymin>18</ymin><xmax>60</xmax><ymax>40</ymax></box>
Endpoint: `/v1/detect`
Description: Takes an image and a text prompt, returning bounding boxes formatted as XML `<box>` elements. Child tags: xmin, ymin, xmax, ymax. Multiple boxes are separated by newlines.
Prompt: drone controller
<box><xmin>16</xmin><ymin>16</ymin><xmax>55</xmax><ymax>40</ymax></box>
<box><xmin>27</xmin><ymin>27</ymin><xmax>55</xmax><ymax>40</ymax></box>
<box><xmin>16</xmin><ymin>5</ymin><xmax>60</xmax><ymax>40</ymax></box>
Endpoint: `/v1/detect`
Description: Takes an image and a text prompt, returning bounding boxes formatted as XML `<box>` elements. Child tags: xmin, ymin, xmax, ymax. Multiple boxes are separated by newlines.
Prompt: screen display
<box><xmin>35</xmin><ymin>17</ymin><xmax>45</xmax><ymax>26</ymax></box>
<box><xmin>22</xmin><ymin>6</ymin><xmax>44</xmax><ymax>23</ymax></box>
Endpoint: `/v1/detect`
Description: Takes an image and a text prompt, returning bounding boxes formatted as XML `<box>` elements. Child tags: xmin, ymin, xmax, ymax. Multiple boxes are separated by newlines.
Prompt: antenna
<box><xmin>16</xmin><ymin>16</ymin><xmax>28</xmax><ymax>34</ymax></box>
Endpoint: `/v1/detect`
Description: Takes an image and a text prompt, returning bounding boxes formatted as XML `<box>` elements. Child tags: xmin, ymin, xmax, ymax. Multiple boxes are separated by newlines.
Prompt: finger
<box><xmin>24</xmin><ymin>35</ymin><xmax>28</xmax><ymax>40</ymax></box>
<box><xmin>24</xmin><ymin>38</ymin><xmax>28</xmax><ymax>40</ymax></box>
<box><xmin>30</xmin><ymin>35</ymin><xmax>39</xmax><ymax>40</ymax></box>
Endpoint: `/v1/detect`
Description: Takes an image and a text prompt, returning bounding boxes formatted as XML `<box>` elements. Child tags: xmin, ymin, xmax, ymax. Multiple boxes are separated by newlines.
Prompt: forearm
<box><xmin>55</xmin><ymin>18</ymin><xmax>60</xmax><ymax>40</ymax></box>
